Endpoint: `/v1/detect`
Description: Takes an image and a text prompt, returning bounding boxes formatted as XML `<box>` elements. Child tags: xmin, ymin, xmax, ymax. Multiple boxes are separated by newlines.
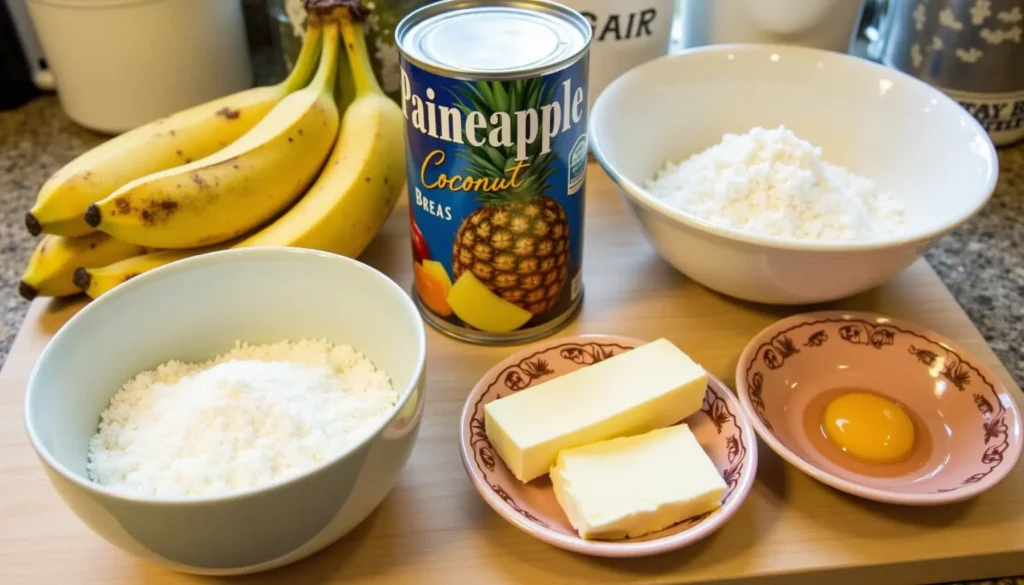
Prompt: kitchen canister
<box><xmin>863</xmin><ymin>0</ymin><xmax>1023</xmax><ymax>146</ymax></box>
<box><xmin>559</xmin><ymin>0</ymin><xmax>676</xmax><ymax>111</ymax></box>
<box><xmin>680</xmin><ymin>0</ymin><xmax>867</xmax><ymax>53</ymax></box>
<box><xmin>24</xmin><ymin>0</ymin><xmax>253</xmax><ymax>134</ymax></box>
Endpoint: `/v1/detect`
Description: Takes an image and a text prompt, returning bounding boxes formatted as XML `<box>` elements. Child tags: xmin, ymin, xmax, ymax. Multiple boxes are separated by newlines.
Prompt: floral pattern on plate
<box><xmin>459</xmin><ymin>334</ymin><xmax>758</xmax><ymax>557</ymax></box>
<box><xmin>737</xmin><ymin>311</ymin><xmax>1022</xmax><ymax>505</ymax></box>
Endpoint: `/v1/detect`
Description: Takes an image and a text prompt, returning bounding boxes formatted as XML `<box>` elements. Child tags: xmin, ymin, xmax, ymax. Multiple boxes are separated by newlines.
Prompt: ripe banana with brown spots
<box><xmin>237</xmin><ymin>10</ymin><xmax>406</xmax><ymax>256</ymax></box>
<box><xmin>25</xmin><ymin>24</ymin><xmax>324</xmax><ymax>239</ymax></box>
<box><xmin>84</xmin><ymin>20</ymin><xmax>343</xmax><ymax>249</ymax></box>
<box><xmin>75</xmin><ymin>8</ymin><xmax>405</xmax><ymax>299</ymax></box>
<box><xmin>73</xmin><ymin>245</ymin><xmax>231</xmax><ymax>299</ymax></box>
<box><xmin>19</xmin><ymin>233</ymin><xmax>150</xmax><ymax>300</ymax></box>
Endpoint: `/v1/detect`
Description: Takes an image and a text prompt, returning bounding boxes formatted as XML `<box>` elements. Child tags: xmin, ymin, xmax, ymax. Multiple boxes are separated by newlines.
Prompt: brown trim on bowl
<box><xmin>469</xmin><ymin>340</ymin><xmax>750</xmax><ymax>535</ymax></box>
<box><xmin>741</xmin><ymin>317</ymin><xmax>1012</xmax><ymax>492</ymax></box>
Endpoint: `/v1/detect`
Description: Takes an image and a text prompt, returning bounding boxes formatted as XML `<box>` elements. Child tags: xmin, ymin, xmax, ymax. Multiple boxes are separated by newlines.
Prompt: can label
<box><xmin>400</xmin><ymin>55</ymin><xmax>588</xmax><ymax>339</ymax></box>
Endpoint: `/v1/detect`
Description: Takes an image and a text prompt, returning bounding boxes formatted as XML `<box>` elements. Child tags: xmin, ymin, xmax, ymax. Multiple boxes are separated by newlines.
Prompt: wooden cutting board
<box><xmin>1</xmin><ymin>165</ymin><xmax>1022</xmax><ymax>585</ymax></box>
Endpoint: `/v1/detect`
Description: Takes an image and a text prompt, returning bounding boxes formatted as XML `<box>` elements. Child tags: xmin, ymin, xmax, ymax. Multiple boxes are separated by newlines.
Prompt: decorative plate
<box><xmin>736</xmin><ymin>311</ymin><xmax>1022</xmax><ymax>506</ymax></box>
<box><xmin>458</xmin><ymin>334</ymin><xmax>758</xmax><ymax>557</ymax></box>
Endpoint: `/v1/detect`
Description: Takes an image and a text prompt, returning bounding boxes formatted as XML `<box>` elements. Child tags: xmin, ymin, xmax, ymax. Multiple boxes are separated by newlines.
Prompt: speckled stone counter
<box><xmin>1</xmin><ymin>85</ymin><xmax>1023</xmax><ymax>585</ymax></box>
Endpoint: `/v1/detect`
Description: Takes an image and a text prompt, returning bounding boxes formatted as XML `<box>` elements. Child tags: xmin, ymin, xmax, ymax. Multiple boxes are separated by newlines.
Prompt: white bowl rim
<box><xmin>23</xmin><ymin>246</ymin><xmax>428</xmax><ymax>505</ymax></box>
<box><xmin>733</xmin><ymin>309</ymin><xmax>1023</xmax><ymax>506</ymax></box>
<box><xmin>589</xmin><ymin>42</ymin><xmax>1000</xmax><ymax>253</ymax></box>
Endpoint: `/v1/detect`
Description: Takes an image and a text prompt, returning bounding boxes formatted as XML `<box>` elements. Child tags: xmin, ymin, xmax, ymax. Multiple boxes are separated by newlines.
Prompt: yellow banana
<box><xmin>26</xmin><ymin>24</ymin><xmax>324</xmax><ymax>238</ymax></box>
<box><xmin>73</xmin><ymin>244</ymin><xmax>232</xmax><ymax>299</ymax></box>
<box><xmin>238</xmin><ymin>10</ymin><xmax>406</xmax><ymax>257</ymax></box>
<box><xmin>85</xmin><ymin>20</ymin><xmax>342</xmax><ymax>249</ymax></box>
<box><xmin>76</xmin><ymin>9</ymin><xmax>405</xmax><ymax>300</ymax></box>
<box><xmin>20</xmin><ymin>233</ymin><xmax>150</xmax><ymax>300</ymax></box>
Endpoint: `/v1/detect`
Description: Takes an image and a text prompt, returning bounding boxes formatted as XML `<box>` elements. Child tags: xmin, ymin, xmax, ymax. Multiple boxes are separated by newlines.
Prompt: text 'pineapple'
<box><xmin>400</xmin><ymin>69</ymin><xmax>586</xmax><ymax>162</ymax></box>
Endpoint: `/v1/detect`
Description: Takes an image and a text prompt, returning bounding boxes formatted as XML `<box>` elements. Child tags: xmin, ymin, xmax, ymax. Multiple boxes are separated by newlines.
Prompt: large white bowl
<box><xmin>24</xmin><ymin>247</ymin><xmax>426</xmax><ymax>575</ymax></box>
<box><xmin>590</xmin><ymin>44</ymin><xmax>998</xmax><ymax>305</ymax></box>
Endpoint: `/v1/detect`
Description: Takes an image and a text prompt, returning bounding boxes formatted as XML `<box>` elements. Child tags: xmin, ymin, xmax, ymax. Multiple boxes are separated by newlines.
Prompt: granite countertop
<box><xmin>1</xmin><ymin>65</ymin><xmax>1023</xmax><ymax>585</ymax></box>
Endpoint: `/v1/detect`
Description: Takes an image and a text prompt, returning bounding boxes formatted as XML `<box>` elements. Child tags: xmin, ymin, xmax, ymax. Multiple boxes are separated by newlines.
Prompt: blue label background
<box><xmin>402</xmin><ymin>55</ymin><xmax>589</xmax><ymax>329</ymax></box>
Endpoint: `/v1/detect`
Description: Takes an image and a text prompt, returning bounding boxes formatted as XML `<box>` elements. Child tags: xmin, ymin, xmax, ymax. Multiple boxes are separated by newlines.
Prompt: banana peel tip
<box><xmin>25</xmin><ymin>212</ymin><xmax>41</xmax><ymax>236</ymax></box>
<box><xmin>304</xmin><ymin>0</ymin><xmax>369</xmax><ymax>21</ymax></box>
<box><xmin>19</xmin><ymin>281</ymin><xmax>37</xmax><ymax>301</ymax></box>
<box><xmin>84</xmin><ymin>204</ymin><xmax>101</xmax><ymax>228</ymax></box>
<box><xmin>72</xmin><ymin>268</ymin><xmax>91</xmax><ymax>293</ymax></box>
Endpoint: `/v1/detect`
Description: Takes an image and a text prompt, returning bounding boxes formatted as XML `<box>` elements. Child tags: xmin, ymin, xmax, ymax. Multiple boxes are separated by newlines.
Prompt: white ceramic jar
<box><xmin>24</xmin><ymin>0</ymin><xmax>253</xmax><ymax>134</ymax></box>
<box><xmin>558</xmin><ymin>0</ymin><xmax>676</xmax><ymax>111</ymax></box>
<box><xmin>681</xmin><ymin>0</ymin><xmax>866</xmax><ymax>53</ymax></box>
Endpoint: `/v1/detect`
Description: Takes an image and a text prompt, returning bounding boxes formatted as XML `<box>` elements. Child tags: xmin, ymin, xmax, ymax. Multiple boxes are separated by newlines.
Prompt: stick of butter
<box><xmin>550</xmin><ymin>424</ymin><xmax>727</xmax><ymax>540</ymax></box>
<box><xmin>483</xmin><ymin>338</ymin><xmax>708</xmax><ymax>482</ymax></box>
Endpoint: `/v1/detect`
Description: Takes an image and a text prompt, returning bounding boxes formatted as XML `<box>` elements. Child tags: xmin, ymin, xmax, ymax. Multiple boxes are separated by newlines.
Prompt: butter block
<box><xmin>550</xmin><ymin>424</ymin><xmax>727</xmax><ymax>540</ymax></box>
<box><xmin>483</xmin><ymin>338</ymin><xmax>708</xmax><ymax>482</ymax></box>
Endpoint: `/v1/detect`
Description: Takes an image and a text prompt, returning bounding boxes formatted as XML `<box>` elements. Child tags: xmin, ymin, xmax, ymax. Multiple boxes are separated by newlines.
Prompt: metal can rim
<box><xmin>395</xmin><ymin>0</ymin><xmax>593</xmax><ymax>81</ymax></box>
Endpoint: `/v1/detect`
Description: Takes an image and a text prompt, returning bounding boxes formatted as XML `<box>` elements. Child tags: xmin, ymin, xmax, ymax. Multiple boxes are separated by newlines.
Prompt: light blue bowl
<box><xmin>24</xmin><ymin>247</ymin><xmax>427</xmax><ymax>575</ymax></box>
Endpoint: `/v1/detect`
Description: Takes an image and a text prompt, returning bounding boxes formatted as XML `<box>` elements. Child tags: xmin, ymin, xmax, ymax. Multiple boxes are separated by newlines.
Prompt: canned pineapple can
<box><xmin>396</xmin><ymin>0</ymin><xmax>592</xmax><ymax>344</ymax></box>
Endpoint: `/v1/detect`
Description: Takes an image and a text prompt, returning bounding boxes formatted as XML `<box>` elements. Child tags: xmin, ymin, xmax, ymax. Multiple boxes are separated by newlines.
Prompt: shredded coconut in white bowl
<box><xmin>86</xmin><ymin>338</ymin><xmax>397</xmax><ymax>498</ymax></box>
<box><xmin>644</xmin><ymin>125</ymin><xmax>905</xmax><ymax>241</ymax></box>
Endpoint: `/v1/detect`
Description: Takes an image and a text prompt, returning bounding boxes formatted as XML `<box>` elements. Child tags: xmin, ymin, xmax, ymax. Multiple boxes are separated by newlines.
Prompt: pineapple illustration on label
<box><xmin>396</xmin><ymin>0</ymin><xmax>592</xmax><ymax>344</ymax></box>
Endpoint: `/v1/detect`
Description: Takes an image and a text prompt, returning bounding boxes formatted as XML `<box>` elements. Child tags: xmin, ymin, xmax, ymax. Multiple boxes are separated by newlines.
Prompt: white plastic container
<box><xmin>25</xmin><ymin>0</ymin><xmax>253</xmax><ymax>134</ymax></box>
<box><xmin>681</xmin><ymin>0</ymin><xmax>866</xmax><ymax>53</ymax></box>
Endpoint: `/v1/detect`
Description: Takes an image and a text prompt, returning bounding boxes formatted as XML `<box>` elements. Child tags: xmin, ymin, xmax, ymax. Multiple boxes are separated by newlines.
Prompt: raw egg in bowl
<box><xmin>820</xmin><ymin>390</ymin><xmax>916</xmax><ymax>466</ymax></box>
<box><xmin>735</xmin><ymin>311</ymin><xmax>1022</xmax><ymax>506</ymax></box>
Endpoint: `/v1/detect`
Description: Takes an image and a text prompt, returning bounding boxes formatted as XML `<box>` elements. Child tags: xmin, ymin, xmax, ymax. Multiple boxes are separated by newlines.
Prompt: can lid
<box><xmin>397</xmin><ymin>0</ymin><xmax>591</xmax><ymax>79</ymax></box>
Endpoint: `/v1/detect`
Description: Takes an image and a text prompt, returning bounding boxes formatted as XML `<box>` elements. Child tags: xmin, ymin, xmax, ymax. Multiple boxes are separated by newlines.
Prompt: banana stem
<box><xmin>311</xmin><ymin>20</ymin><xmax>341</xmax><ymax>97</ymax></box>
<box><xmin>339</xmin><ymin>15</ymin><xmax>381</xmax><ymax>97</ymax></box>
<box><xmin>280</xmin><ymin>22</ymin><xmax>323</xmax><ymax>93</ymax></box>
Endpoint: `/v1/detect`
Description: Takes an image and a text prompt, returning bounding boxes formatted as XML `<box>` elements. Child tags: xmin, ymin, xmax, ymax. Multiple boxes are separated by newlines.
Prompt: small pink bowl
<box><xmin>736</xmin><ymin>311</ymin><xmax>1022</xmax><ymax>506</ymax></box>
<box><xmin>458</xmin><ymin>334</ymin><xmax>758</xmax><ymax>557</ymax></box>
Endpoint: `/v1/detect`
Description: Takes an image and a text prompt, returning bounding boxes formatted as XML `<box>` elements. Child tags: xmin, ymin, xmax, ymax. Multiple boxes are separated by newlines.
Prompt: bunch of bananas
<box><xmin>19</xmin><ymin>1</ymin><xmax>406</xmax><ymax>301</ymax></box>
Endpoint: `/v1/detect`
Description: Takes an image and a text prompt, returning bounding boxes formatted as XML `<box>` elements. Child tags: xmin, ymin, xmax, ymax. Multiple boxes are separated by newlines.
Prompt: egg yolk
<box><xmin>822</xmin><ymin>392</ymin><xmax>915</xmax><ymax>464</ymax></box>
